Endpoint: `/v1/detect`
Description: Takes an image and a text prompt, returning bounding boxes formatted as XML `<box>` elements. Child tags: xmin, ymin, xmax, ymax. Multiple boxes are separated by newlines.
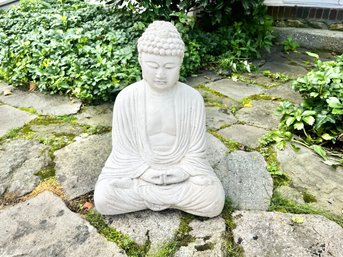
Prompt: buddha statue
<box><xmin>94</xmin><ymin>21</ymin><xmax>225</xmax><ymax>218</ymax></box>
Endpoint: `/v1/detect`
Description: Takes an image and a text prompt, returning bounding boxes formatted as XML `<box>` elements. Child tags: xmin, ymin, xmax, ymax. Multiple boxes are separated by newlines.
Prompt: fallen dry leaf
<box><xmin>83</xmin><ymin>201</ymin><xmax>94</xmax><ymax>210</ymax></box>
<box><xmin>29</xmin><ymin>81</ymin><xmax>37</xmax><ymax>92</ymax></box>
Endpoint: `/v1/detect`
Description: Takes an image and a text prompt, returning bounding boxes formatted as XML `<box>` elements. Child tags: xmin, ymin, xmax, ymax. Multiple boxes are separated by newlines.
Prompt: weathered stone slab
<box><xmin>106</xmin><ymin>209</ymin><xmax>181</xmax><ymax>253</ymax></box>
<box><xmin>0</xmin><ymin>105</ymin><xmax>36</xmax><ymax>137</ymax></box>
<box><xmin>0</xmin><ymin>89</ymin><xmax>81</xmax><ymax>116</ymax></box>
<box><xmin>217</xmin><ymin>151</ymin><xmax>273</xmax><ymax>210</ymax></box>
<box><xmin>206</xmin><ymin>107</ymin><xmax>237</xmax><ymax>130</ymax></box>
<box><xmin>0</xmin><ymin>139</ymin><xmax>51</xmax><ymax>197</ymax></box>
<box><xmin>235</xmin><ymin>100</ymin><xmax>281</xmax><ymax>130</ymax></box>
<box><xmin>174</xmin><ymin>216</ymin><xmax>227</xmax><ymax>257</ymax></box>
<box><xmin>0</xmin><ymin>191</ymin><xmax>126</xmax><ymax>257</ymax></box>
<box><xmin>233</xmin><ymin>211</ymin><xmax>343</xmax><ymax>257</ymax></box>
<box><xmin>265</xmin><ymin>83</ymin><xmax>303</xmax><ymax>104</ymax></box>
<box><xmin>76</xmin><ymin>104</ymin><xmax>113</xmax><ymax>127</ymax></box>
<box><xmin>197</xmin><ymin>87</ymin><xmax>242</xmax><ymax>109</ymax></box>
<box><xmin>218</xmin><ymin>124</ymin><xmax>266</xmax><ymax>149</ymax></box>
<box><xmin>30</xmin><ymin>123</ymin><xmax>84</xmax><ymax>138</ymax></box>
<box><xmin>260</xmin><ymin>61</ymin><xmax>308</xmax><ymax>78</ymax></box>
<box><xmin>207</xmin><ymin>79</ymin><xmax>264</xmax><ymax>101</ymax></box>
<box><xmin>186</xmin><ymin>71</ymin><xmax>222</xmax><ymax>87</ymax></box>
<box><xmin>277</xmin><ymin>144</ymin><xmax>343</xmax><ymax>215</ymax></box>
<box><xmin>275</xmin><ymin>186</ymin><xmax>305</xmax><ymax>205</ymax></box>
<box><xmin>54</xmin><ymin>133</ymin><xmax>111</xmax><ymax>199</ymax></box>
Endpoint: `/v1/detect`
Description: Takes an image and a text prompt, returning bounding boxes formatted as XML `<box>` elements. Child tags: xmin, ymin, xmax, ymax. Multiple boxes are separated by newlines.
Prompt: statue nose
<box><xmin>156</xmin><ymin>68</ymin><xmax>166</xmax><ymax>79</ymax></box>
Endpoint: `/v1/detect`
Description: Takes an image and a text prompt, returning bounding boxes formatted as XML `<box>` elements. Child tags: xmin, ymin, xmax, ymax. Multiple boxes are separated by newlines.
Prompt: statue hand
<box><xmin>140</xmin><ymin>168</ymin><xmax>189</xmax><ymax>185</ymax></box>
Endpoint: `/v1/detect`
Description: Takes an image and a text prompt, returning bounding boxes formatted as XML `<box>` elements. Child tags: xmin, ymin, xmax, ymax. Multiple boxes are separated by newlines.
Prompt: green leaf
<box><xmin>305</xmin><ymin>52</ymin><xmax>319</xmax><ymax>59</ymax></box>
<box><xmin>321</xmin><ymin>133</ymin><xmax>333</xmax><ymax>140</ymax></box>
<box><xmin>312</xmin><ymin>145</ymin><xmax>327</xmax><ymax>160</ymax></box>
<box><xmin>285</xmin><ymin>116</ymin><xmax>296</xmax><ymax>127</ymax></box>
<box><xmin>327</xmin><ymin>97</ymin><xmax>343</xmax><ymax>108</ymax></box>
<box><xmin>302</xmin><ymin>110</ymin><xmax>316</xmax><ymax>116</ymax></box>
<box><xmin>302</xmin><ymin>116</ymin><xmax>315</xmax><ymax>125</ymax></box>
<box><xmin>332</xmin><ymin>108</ymin><xmax>343</xmax><ymax>115</ymax></box>
<box><xmin>293</xmin><ymin>122</ymin><xmax>304</xmax><ymax>130</ymax></box>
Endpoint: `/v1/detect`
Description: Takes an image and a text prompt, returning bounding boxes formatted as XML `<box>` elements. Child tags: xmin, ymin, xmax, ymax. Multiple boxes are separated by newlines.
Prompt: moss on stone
<box><xmin>269</xmin><ymin>192</ymin><xmax>343</xmax><ymax>228</ymax></box>
<box><xmin>195</xmin><ymin>84</ymin><xmax>227</xmax><ymax>98</ymax></box>
<box><xmin>302</xmin><ymin>191</ymin><xmax>317</xmax><ymax>203</ymax></box>
<box><xmin>148</xmin><ymin>213</ymin><xmax>195</xmax><ymax>257</ymax></box>
<box><xmin>34</xmin><ymin>165</ymin><xmax>56</xmax><ymax>180</ymax></box>
<box><xmin>208</xmin><ymin>130</ymin><xmax>241</xmax><ymax>153</ymax></box>
<box><xmin>18</xmin><ymin>107</ymin><xmax>38</xmax><ymax>114</ymax></box>
<box><xmin>85</xmin><ymin>210</ymin><xmax>149</xmax><ymax>257</ymax></box>
<box><xmin>221</xmin><ymin>199</ymin><xmax>245</xmax><ymax>257</ymax></box>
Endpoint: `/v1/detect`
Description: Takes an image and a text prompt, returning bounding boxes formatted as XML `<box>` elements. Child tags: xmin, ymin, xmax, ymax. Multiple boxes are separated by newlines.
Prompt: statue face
<box><xmin>139</xmin><ymin>52</ymin><xmax>182</xmax><ymax>92</ymax></box>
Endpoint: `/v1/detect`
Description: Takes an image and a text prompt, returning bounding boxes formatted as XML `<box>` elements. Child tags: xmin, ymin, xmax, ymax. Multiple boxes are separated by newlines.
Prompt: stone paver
<box><xmin>260</xmin><ymin>61</ymin><xmax>308</xmax><ymax>78</ymax></box>
<box><xmin>0</xmin><ymin>191</ymin><xmax>126</xmax><ymax>257</ymax></box>
<box><xmin>106</xmin><ymin>210</ymin><xmax>181</xmax><ymax>253</ymax></box>
<box><xmin>233</xmin><ymin>211</ymin><xmax>343</xmax><ymax>257</ymax></box>
<box><xmin>277</xmin><ymin>143</ymin><xmax>343</xmax><ymax>215</ymax></box>
<box><xmin>218</xmin><ymin>124</ymin><xmax>267</xmax><ymax>149</ymax></box>
<box><xmin>206</xmin><ymin>106</ymin><xmax>237</xmax><ymax>130</ymax></box>
<box><xmin>30</xmin><ymin>123</ymin><xmax>84</xmax><ymax>138</ymax></box>
<box><xmin>0</xmin><ymin>105</ymin><xmax>36</xmax><ymax>137</ymax></box>
<box><xmin>207</xmin><ymin>79</ymin><xmax>264</xmax><ymax>101</ymax></box>
<box><xmin>54</xmin><ymin>133</ymin><xmax>111</xmax><ymax>199</ymax></box>
<box><xmin>235</xmin><ymin>100</ymin><xmax>281</xmax><ymax>130</ymax></box>
<box><xmin>76</xmin><ymin>104</ymin><xmax>113</xmax><ymax>127</ymax></box>
<box><xmin>0</xmin><ymin>86</ymin><xmax>81</xmax><ymax>115</ymax></box>
<box><xmin>216</xmin><ymin>151</ymin><xmax>273</xmax><ymax>211</ymax></box>
<box><xmin>174</xmin><ymin>216</ymin><xmax>227</xmax><ymax>257</ymax></box>
<box><xmin>186</xmin><ymin>70</ymin><xmax>223</xmax><ymax>87</ymax></box>
<box><xmin>265</xmin><ymin>83</ymin><xmax>303</xmax><ymax>104</ymax></box>
<box><xmin>0</xmin><ymin>139</ymin><xmax>51</xmax><ymax>197</ymax></box>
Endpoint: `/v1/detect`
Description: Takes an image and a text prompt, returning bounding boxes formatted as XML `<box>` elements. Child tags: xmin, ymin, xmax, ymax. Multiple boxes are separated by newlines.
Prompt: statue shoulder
<box><xmin>116</xmin><ymin>80</ymin><xmax>143</xmax><ymax>102</ymax></box>
<box><xmin>177</xmin><ymin>82</ymin><xmax>204</xmax><ymax>102</ymax></box>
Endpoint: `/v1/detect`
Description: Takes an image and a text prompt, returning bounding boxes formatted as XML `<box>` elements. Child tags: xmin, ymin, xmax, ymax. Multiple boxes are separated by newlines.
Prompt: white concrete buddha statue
<box><xmin>94</xmin><ymin>21</ymin><xmax>225</xmax><ymax>218</ymax></box>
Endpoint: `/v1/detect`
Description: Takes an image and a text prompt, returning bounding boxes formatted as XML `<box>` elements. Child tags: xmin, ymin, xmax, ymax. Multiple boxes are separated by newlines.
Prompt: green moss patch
<box><xmin>269</xmin><ymin>192</ymin><xmax>343</xmax><ymax>228</ymax></box>
<box><xmin>85</xmin><ymin>210</ymin><xmax>149</xmax><ymax>257</ymax></box>
<box><xmin>208</xmin><ymin>130</ymin><xmax>241</xmax><ymax>152</ymax></box>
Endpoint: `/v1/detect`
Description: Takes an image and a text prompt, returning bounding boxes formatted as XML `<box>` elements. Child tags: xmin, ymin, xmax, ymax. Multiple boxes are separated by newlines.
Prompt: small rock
<box><xmin>235</xmin><ymin>100</ymin><xmax>281</xmax><ymax>130</ymax></box>
<box><xmin>54</xmin><ymin>133</ymin><xmax>112</xmax><ymax>199</ymax></box>
<box><xmin>174</xmin><ymin>216</ymin><xmax>227</xmax><ymax>257</ymax></box>
<box><xmin>216</xmin><ymin>151</ymin><xmax>273</xmax><ymax>210</ymax></box>
<box><xmin>0</xmin><ymin>139</ymin><xmax>51</xmax><ymax>197</ymax></box>
<box><xmin>0</xmin><ymin>105</ymin><xmax>37</xmax><ymax>137</ymax></box>
<box><xmin>233</xmin><ymin>211</ymin><xmax>343</xmax><ymax>257</ymax></box>
<box><xmin>218</xmin><ymin>124</ymin><xmax>267</xmax><ymax>149</ymax></box>
<box><xmin>207</xmin><ymin>79</ymin><xmax>264</xmax><ymax>101</ymax></box>
<box><xmin>0</xmin><ymin>191</ymin><xmax>126</xmax><ymax>257</ymax></box>
<box><xmin>206</xmin><ymin>133</ymin><xmax>228</xmax><ymax>169</ymax></box>
<box><xmin>106</xmin><ymin>209</ymin><xmax>181</xmax><ymax>253</ymax></box>
<box><xmin>329</xmin><ymin>23</ymin><xmax>343</xmax><ymax>31</ymax></box>
<box><xmin>206</xmin><ymin>107</ymin><xmax>237</xmax><ymax>130</ymax></box>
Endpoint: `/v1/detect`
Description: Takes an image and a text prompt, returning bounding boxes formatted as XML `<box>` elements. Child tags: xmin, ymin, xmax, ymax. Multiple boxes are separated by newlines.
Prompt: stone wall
<box><xmin>267</xmin><ymin>6</ymin><xmax>343</xmax><ymax>31</ymax></box>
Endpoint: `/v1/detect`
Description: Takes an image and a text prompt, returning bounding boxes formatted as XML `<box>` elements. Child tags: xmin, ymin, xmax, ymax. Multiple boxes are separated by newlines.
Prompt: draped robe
<box><xmin>94</xmin><ymin>81</ymin><xmax>225</xmax><ymax>217</ymax></box>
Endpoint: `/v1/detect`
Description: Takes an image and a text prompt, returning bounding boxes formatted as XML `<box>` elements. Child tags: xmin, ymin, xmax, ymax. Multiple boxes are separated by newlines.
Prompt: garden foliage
<box><xmin>0</xmin><ymin>0</ymin><xmax>273</xmax><ymax>102</ymax></box>
<box><xmin>263</xmin><ymin>53</ymin><xmax>343</xmax><ymax>164</ymax></box>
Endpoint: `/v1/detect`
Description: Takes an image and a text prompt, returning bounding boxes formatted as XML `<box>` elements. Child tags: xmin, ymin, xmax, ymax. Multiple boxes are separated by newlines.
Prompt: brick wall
<box><xmin>267</xmin><ymin>6</ymin><xmax>343</xmax><ymax>30</ymax></box>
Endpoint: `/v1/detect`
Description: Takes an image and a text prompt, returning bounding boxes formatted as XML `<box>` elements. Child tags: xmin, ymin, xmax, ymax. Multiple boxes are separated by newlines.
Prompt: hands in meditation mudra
<box><xmin>94</xmin><ymin>21</ymin><xmax>225</xmax><ymax>217</ymax></box>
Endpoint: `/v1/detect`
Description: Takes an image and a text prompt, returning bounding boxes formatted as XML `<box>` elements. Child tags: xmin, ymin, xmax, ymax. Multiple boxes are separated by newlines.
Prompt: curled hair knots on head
<box><xmin>137</xmin><ymin>21</ymin><xmax>185</xmax><ymax>57</ymax></box>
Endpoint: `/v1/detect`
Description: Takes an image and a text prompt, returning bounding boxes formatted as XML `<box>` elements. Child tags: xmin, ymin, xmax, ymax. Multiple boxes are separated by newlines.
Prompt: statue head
<box><xmin>137</xmin><ymin>21</ymin><xmax>185</xmax><ymax>92</ymax></box>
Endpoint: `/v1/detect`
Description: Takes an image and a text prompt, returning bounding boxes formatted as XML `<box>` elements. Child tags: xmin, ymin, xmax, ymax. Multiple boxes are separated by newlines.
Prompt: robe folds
<box><xmin>94</xmin><ymin>81</ymin><xmax>225</xmax><ymax>216</ymax></box>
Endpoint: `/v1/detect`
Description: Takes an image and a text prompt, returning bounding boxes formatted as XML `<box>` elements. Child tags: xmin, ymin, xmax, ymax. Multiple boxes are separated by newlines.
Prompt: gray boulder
<box><xmin>233</xmin><ymin>211</ymin><xmax>343</xmax><ymax>257</ymax></box>
<box><xmin>0</xmin><ymin>191</ymin><xmax>126</xmax><ymax>257</ymax></box>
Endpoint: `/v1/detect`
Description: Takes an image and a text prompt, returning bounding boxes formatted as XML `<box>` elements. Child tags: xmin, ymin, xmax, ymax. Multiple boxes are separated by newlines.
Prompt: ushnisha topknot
<box><xmin>137</xmin><ymin>21</ymin><xmax>185</xmax><ymax>57</ymax></box>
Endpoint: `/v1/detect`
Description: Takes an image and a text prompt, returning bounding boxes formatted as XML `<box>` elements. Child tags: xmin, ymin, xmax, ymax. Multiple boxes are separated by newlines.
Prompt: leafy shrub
<box><xmin>0</xmin><ymin>0</ymin><xmax>273</xmax><ymax>102</ymax></box>
<box><xmin>264</xmin><ymin>53</ymin><xmax>342</xmax><ymax>164</ymax></box>
<box><xmin>282</xmin><ymin>36</ymin><xmax>299</xmax><ymax>53</ymax></box>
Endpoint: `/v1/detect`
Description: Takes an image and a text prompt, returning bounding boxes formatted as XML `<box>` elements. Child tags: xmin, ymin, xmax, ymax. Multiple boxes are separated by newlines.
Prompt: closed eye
<box><xmin>145</xmin><ymin>61</ymin><xmax>159</xmax><ymax>69</ymax></box>
<box><xmin>165</xmin><ymin>64</ymin><xmax>177</xmax><ymax>69</ymax></box>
